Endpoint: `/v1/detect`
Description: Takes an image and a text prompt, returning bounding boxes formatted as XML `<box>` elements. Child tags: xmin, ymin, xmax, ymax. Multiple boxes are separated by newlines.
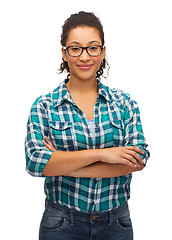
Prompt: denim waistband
<box><xmin>45</xmin><ymin>199</ymin><xmax>129</xmax><ymax>225</ymax></box>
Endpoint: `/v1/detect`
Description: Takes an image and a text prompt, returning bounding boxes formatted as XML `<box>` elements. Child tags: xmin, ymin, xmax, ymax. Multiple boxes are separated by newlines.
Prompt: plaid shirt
<box><xmin>25</xmin><ymin>78</ymin><xmax>150</xmax><ymax>213</ymax></box>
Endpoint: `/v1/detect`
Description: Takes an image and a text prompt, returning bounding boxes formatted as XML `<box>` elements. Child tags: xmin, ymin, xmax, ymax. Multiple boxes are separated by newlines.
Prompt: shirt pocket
<box><xmin>110</xmin><ymin>118</ymin><xmax>124</xmax><ymax>147</ymax></box>
<box><xmin>49</xmin><ymin>121</ymin><xmax>75</xmax><ymax>151</ymax></box>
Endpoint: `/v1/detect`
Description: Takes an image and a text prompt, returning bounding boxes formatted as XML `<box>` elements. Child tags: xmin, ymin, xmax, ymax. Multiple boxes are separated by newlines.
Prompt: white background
<box><xmin>1</xmin><ymin>0</ymin><xmax>172</xmax><ymax>239</ymax></box>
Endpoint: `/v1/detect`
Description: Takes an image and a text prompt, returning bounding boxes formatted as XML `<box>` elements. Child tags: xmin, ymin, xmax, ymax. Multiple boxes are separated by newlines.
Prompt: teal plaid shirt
<box><xmin>25</xmin><ymin>78</ymin><xmax>150</xmax><ymax>213</ymax></box>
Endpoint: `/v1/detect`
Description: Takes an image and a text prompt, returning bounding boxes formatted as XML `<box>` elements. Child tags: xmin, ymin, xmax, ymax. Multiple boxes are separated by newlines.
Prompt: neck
<box><xmin>66</xmin><ymin>76</ymin><xmax>98</xmax><ymax>94</ymax></box>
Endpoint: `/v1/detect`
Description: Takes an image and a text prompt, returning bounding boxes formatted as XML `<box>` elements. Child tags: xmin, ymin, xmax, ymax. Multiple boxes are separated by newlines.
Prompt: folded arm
<box><xmin>42</xmin><ymin>137</ymin><xmax>145</xmax><ymax>177</ymax></box>
<box><xmin>65</xmin><ymin>161</ymin><xmax>144</xmax><ymax>178</ymax></box>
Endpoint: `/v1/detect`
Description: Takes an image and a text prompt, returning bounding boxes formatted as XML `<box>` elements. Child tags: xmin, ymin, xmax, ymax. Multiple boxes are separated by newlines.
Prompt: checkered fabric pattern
<box><xmin>25</xmin><ymin>78</ymin><xmax>150</xmax><ymax>213</ymax></box>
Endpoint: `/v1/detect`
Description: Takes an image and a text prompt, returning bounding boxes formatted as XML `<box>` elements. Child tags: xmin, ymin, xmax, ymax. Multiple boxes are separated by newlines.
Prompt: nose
<box><xmin>79</xmin><ymin>49</ymin><xmax>90</xmax><ymax>61</ymax></box>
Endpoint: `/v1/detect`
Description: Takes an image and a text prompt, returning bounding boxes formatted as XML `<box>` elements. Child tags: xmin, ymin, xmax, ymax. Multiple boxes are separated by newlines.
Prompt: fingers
<box><xmin>42</xmin><ymin>136</ymin><xmax>56</xmax><ymax>151</ymax></box>
<box><xmin>102</xmin><ymin>146</ymin><xmax>144</xmax><ymax>167</ymax></box>
<box><xmin>44</xmin><ymin>136</ymin><xmax>53</xmax><ymax>146</ymax></box>
<box><xmin>126</xmin><ymin>146</ymin><xmax>144</xmax><ymax>155</ymax></box>
<box><xmin>123</xmin><ymin>154</ymin><xmax>140</xmax><ymax>168</ymax></box>
<box><xmin>122</xmin><ymin>158</ymin><xmax>138</xmax><ymax>168</ymax></box>
<box><xmin>126</xmin><ymin>150</ymin><xmax>143</xmax><ymax>164</ymax></box>
<box><xmin>42</xmin><ymin>139</ymin><xmax>50</xmax><ymax>150</ymax></box>
<box><xmin>121</xmin><ymin>146</ymin><xmax>144</xmax><ymax>167</ymax></box>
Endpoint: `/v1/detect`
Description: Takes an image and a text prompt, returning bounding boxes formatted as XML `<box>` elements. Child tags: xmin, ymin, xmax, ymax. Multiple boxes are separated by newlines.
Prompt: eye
<box><xmin>89</xmin><ymin>45</ymin><xmax>99</xmax><ymax>51</ymax></box>
<box><xmin>70</xmin><ymin>46</ymin><xmax>81</xmax><ymax>52</ymax></box>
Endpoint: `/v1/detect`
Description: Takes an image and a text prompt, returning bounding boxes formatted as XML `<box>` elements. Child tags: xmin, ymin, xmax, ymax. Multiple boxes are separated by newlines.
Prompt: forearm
<box><xmin>66</xmin><ymin>162</ymin><xmax>144</xmax><ymax>178</ymax></box>
<box><xmin>42</xmin><ymin>149</ymin><xmax>101</xmax><ymax>177</ymax></box>
<box><xmin>42</xmin><ymin>137</ymin><xmax>145</xmax><ymax>177</ymax></box>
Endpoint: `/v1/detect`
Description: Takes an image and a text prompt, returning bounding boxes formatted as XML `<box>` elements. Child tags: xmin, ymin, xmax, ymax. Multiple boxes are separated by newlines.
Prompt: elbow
<box><xmin>26</xmin><ymin>166</ymin><xmax>43</xmax><ymax>177</ymax></box>
<box><xmin>26</xmin><ymin>160</ymin><xmax>44</xmax><ymax>177</ymax></box>
<box><xmin>25</xmin><ymin>143</ymin><xmax>54</xmax><ymax>177</ymax></box>
<box><xmin>25</xmin><ymin>153</ymin><xmax>45</xmax><ymax>177</ymax></box>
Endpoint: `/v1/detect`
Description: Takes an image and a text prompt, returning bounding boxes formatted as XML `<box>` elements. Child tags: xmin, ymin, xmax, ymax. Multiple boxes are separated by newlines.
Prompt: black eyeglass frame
<box><xmin>64</xmin><ymin>45</ymin><xmax>104</xmax><ymax>57</ymax></box>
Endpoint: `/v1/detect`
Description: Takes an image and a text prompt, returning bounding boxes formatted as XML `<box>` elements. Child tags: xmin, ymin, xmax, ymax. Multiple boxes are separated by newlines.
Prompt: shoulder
<box><xmin>106</xmin><ymin>85</ymin><xmax>138</xmax><ymax>111</ymax></box>
<box><xmin>108</xmin><ymin>87</ymin><xmax>141</xmax><ymax>123</ymax></box>
<box><xmin>32</xmin><ymin>85</ymin><xmax>61</xmax><ymax>110</ymax></box>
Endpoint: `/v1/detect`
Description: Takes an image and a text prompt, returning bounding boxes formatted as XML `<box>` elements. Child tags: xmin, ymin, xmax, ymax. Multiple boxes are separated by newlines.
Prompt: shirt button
<box><xmin>95</xmin><ymin>109</ymin><xmax>98</xmax><ymax>114</ymax></box>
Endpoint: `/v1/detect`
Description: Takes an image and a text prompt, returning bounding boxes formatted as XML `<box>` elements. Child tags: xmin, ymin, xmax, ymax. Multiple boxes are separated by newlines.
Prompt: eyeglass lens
<box><xmin>67</xmin><ymin>46</ymin><xmax>102</xmax><ymax>57</ymax></box>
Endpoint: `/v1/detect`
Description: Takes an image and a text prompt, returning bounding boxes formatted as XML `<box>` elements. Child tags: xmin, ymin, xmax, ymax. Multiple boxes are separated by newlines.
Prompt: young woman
<box><xmin>25</xmin><ymin>11</ymin><xmax>150</xmax><ymax>240</ymax></box>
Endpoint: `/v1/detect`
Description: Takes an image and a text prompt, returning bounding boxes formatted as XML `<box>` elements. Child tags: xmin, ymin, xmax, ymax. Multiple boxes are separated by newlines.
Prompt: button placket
<box><xmin>94</xmin><ymin>104</ymin><xmax>100</xmax><ymax>148</ymax></box>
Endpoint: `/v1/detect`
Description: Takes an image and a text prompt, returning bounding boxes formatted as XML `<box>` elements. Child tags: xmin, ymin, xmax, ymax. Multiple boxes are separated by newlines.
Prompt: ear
<box><xmin>61</xmin><ymin>47</ymin><xmax>68</xmax><ymax>62</ymax></box>
<box><xmin>101</xmin><ymin>46</ymin><xmax>106</xmax><ymax>61</ymax></box>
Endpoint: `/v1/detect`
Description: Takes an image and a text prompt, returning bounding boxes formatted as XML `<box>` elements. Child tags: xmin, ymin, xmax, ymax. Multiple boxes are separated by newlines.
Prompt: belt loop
<box><xmin>108</xmin><ymin>210</ymin><xmax>113</xmax><ymax>226</ymax></box>
<box><xmin>70</xmin><ymin>209</ymin><xmax>74</xmax><ymax>226</ymax></box>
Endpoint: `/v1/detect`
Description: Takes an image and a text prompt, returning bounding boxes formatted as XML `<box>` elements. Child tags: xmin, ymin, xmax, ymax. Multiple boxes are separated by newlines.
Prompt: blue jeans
<box><xmin>39</xmin><ymin>199</ymin><xmax>133</xmax><ymax>240</ymax></box>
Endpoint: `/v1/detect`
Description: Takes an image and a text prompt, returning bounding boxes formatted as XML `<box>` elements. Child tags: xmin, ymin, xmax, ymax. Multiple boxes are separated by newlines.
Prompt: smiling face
<box><xmin>62</xmin><ymin>26</ymin><xmax>106</xmax><ymax>82</ymax></box>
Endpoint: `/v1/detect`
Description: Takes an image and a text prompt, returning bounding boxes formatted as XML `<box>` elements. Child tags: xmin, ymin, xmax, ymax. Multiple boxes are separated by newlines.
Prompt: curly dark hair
<box><xmin>59</xmin><ymin>11</ymin><xmax>109</xmax><ymax>79</ymax></box>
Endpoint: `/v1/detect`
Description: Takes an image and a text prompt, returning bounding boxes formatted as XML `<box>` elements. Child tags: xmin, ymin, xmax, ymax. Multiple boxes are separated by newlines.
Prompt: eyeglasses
<box><xmin>64</xmin><ymin>45</ymin><xmax>104</xmax><ymax>57</ymax></box>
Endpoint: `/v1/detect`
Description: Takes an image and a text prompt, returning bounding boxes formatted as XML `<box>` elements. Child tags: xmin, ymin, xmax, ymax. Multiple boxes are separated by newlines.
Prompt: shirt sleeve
<box><xmin>25</xmin><ymin>98</ymin><xmax>54</xmax><ymax>177</ymax></box>
<box><xmin>123</xmin><ymin>94</ymin><xmax>150</xmax><ymax>166</ymax></box>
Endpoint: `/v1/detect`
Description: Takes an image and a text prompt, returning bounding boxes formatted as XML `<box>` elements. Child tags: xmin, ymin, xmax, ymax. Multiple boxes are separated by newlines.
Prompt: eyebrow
<box><xmin>68</xmin><ymin>40</ymin><xmax>101</xmax><ymax>45</ymax></box>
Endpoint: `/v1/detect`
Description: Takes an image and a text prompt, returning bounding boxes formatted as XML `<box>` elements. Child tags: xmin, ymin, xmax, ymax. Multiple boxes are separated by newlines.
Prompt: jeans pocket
<box><xmin>117</xmin><ymin>210</ymin><xmax>133</xmax><ymax>230</ymax></box>
<box><xmin>40</xmin><ymin>205</ymin><xmax>64</xmax><ymax>230</ymax></box>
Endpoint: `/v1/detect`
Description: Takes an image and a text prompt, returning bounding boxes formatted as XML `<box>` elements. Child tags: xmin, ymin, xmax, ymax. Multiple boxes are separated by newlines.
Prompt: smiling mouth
<box><xmin>78</xmin><ymin>64</ymin><xmax>92</xmax><ymax>70</ymax></box>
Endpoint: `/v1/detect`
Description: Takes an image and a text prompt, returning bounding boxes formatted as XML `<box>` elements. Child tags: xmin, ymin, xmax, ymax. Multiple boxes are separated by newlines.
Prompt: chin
<box><xmin>72</xmin><ymin>71</ymin><xmax>97</xmax><ymax>81</ymax></box>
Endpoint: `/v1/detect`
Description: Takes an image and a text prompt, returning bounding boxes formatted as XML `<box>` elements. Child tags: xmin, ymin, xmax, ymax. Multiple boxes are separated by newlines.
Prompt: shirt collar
<box><xmin>53</xmin><ymin>78</ymin><xmax>110</xmax><ymax>107</ymax></box>
<box><xmin>97</xmin><ymin>79</ymin><xmax>110</xmax><ymax>102</ymax></box>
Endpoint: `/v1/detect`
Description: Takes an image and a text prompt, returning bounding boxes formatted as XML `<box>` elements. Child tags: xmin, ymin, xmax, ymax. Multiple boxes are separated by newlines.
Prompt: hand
<box><xmin>100</xmin><ymin>146</ymin><xmax>144</xmax><ymax>168</ymax></box>
<box><xmin>42</xmin><ymin>136</ymin><xmax>57</xmax><ymax>151</ymax></box>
